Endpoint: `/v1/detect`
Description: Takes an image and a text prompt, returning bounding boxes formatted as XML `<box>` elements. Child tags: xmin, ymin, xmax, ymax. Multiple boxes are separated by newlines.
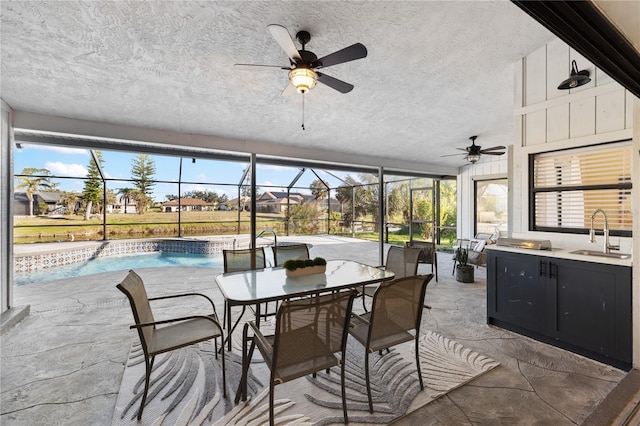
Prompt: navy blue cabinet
<box><xmin>487</xmin><ymin>250</ymin><xmax>632</xmax><ymax>370</ymax></box>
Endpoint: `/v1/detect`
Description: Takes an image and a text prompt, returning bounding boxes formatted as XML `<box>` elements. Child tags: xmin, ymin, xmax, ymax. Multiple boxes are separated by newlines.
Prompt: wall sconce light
<box><xmin>192</xmin><ymin>158</ymin><xmax>196</xmax><ymax>164</ymax></box>
<box><xmin>558</xmin><ymin>60</ymin><xmax>591</xmax><ymax>90</ymax></box>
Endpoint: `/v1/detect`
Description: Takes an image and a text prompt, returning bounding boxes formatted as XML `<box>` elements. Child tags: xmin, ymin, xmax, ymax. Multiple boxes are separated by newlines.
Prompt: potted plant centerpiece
<box><xmin>283</xmin><ymin>257</ymin><xmax>327</xmax><ymax>277</ymax></box>
<box><xmin>455</xmin><ymin>247</ymin><xmax>474</xmax><ymax>283</ymax></box>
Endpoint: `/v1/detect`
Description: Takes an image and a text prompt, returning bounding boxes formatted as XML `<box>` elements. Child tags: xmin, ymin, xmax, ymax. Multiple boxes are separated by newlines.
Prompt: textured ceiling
<box><xmin>1</xmin><ymin>1</ymin><xmax>554</xmax><ymax>173</ymax></box>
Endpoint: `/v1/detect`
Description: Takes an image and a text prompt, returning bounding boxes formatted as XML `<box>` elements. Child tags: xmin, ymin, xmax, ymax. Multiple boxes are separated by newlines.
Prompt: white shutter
<box><xmin>532</xmin><ymin>141</ymin><xmax>632</xmax><ymax>232</ymax></box>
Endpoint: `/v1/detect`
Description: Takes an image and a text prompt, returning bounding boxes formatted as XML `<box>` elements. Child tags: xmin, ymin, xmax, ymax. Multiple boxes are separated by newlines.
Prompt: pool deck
<box><xmin>1</xmin><ymin>235</ymin><xmax>633</xmax><ymax>425</ymax></box>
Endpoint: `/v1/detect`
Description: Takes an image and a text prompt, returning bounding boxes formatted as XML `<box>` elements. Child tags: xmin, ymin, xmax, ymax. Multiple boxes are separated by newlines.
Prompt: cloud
<box><xmin>45</xmin><ymin>161</ymin><xmax>87</xmax><ymax>177</ymax></box>
<box><xmin>23</xmin><ymin>145</ymin><xmax>88</xmax><ymax>155</ymax></box>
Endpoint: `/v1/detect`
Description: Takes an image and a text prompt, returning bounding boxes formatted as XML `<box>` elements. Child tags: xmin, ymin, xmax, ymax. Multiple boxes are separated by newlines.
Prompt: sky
<box><xmin>14</xmin><ymin>143</ymin><xmax>374</xmax><ymax>202</ymax></box>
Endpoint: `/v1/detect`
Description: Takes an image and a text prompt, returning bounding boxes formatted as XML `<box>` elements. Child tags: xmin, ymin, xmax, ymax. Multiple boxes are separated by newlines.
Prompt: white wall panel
<box><xmin>546</xmin><ymin>104</ymin><xmax>570</xmax><ymax>142</ymax></box>
<box><xmin>596</xmin><ymin>67</ymin><xmax>615</xmax><ymax>87</ymax></box>
<box><xmin>525</xmin><ymin>109</ymin><xmax>546</xmax><ymax>145</ymax></box>
<box><xmin>569</xmin><ymin>97</ymin><xmax>596</xmax><ymax>138</ymax></box>
<box><xmin>626</xmin><ymin>91</ymin><xmax>634</xmax><ymax>129</ymax></box>
<box><xmin>514</xmin><ymin>59</ymin><xmax>524</xmax><ymax>108</ymax></box>
<box><xmin>596</xmin><ymin>89</ymin><xmax>626</xmax><ymax>134</ymax></box>
<box><xmin>546</xmin><ymin>39</ymin><xmax>569</xmax><ymax>100</ymax></box>
<box><xmin>525</xmin><ymin>46</ymin><xmax>547</xmax><ymax>106</ymax></box>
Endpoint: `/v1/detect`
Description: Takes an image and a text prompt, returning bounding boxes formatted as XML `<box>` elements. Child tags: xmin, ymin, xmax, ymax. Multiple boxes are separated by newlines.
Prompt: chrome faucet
<box><xmin>589</xmin><ymin>209</ymin><xmax>619</xmax><ymax>254</ymax></box>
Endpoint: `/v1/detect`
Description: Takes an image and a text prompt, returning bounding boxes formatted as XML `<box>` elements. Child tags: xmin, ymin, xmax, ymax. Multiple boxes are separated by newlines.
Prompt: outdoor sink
<box><xmin>569</xmin><ymin>249</ymin><xmax>631</xmax><ymax>260</ymax></box>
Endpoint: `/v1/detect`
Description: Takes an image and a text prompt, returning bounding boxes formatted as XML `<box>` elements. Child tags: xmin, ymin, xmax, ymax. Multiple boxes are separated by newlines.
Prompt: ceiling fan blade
<box><xmin>456</xmin><ymin>147</ymin><xmax>469</xmax><ymax>152</ymax></box>
<box><xmin>440</xmin><ymin>153</ymin><xmax>467</xmax><ymax>157</ymax></box>
<box><xmin>480</xmin><ymin>145</ymin><xmax>506</xmax><ymax>152</ymax></box>
<box><xmin>235</xmin><ymin>63</ymin><xmax>291</xmax><ymax>69</ymax></box>
<box><xmin>267</xmin><ymin>24</ymin><xmax>302</xmax><ymax>63</ymax></box>
<box><xmin>312</xmin><ymin>43</ymin><xmax>368</xmax><ymax>69</ymax></box>
<box><xmin>482</xmin><ymin>151</ymin><xmax>506</xmax><ymax>156</ymax></box>
<box><xmin>316</xmin><ymin>72</ymin><xmax>354</xmax><ymax>93</ymax></box>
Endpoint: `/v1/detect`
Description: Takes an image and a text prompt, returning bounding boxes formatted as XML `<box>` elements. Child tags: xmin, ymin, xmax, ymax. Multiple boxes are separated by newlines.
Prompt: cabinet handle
<box><xmin>539</xmin><ymin>261</ymin><xmax>547</xmax><ymax>277</ymax></box>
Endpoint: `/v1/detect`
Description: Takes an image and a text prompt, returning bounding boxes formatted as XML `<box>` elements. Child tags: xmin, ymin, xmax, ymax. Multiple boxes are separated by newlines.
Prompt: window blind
<box><xmin>531</xmin><ymin>141</ymin><xmax>632</xmax><ymax>234</ymax></box>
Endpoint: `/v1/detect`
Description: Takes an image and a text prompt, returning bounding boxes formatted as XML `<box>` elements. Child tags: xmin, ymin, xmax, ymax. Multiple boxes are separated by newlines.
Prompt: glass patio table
<box><xmin>214</xmin><ymin>259</ymin><xmax>395</xmax><ymax>351</ymax></box>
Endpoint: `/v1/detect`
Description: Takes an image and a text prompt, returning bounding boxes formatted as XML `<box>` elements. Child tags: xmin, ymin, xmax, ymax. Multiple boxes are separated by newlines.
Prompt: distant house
<box><xmin>227</xmin><ymin>196</ymin><xmax>251</xmax><ymax>211</ymax></box>
<box><xmin>162</xmin><ymin>198</ymin><xmax>211</xmax><ymax>212</ymax></box>
<box><xmin>13</xmin><ymin>191</ymin><xmax>70</xmax><ymax>215</ymax></box>
<box><xmin>256</xmin><ymin>191</ymin><xmax>340</xmax><ymax>213</ymax></box>
<box><xmin>108</xmin><ymin>195</ymin><xmax>138</xmax><ymax>214</ymax></box>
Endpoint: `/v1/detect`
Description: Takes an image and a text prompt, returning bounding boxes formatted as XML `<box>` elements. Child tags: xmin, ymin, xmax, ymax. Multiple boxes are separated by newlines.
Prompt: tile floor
<box><xmin>1</xmin><ymin>236</ymin><xmax>627</xmax><ymax>425</ymax></box>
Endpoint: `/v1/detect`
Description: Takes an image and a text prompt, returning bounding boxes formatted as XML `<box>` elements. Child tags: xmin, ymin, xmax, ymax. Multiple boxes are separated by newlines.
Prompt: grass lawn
<box><xmin>14</xmin><ymin>211</ymin><xmax>285</xmax><ymax>243</ymax></box>
<box><xmin>334</xmin><ymin>230</ymin><xmax>455</xmax><ymax>251</ymax></box>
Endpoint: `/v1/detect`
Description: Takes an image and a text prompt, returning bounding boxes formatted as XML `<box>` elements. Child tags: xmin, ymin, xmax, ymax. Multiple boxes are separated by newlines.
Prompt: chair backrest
<box><xmin>385</xmin><ymin>246</ymin><xmax>421</xmax><ymax>279</ymax></box>
<box><xmin>223</xmin><ymin>247</ymin><xmax>266</xmax><ymax>273</ymax></box>
<box><xmin>405</xmin><ymin>241</ymin><xmax>436</xmax><ymax>265</ymax></box>
<box><xmin>117</xmin><ymin>270</ymin><xmax>155</xmax><ymax>350</ymax></box>
<box><xmin>369</xmin><ymin>275</ymin><xmax>433</xmax><ymax>344</ymax></box>
<box><xmin>272</xmin><ymin>244</ymin><xmax>310</xmax><ymax>267</ymax></box>
<box><xmin>272</xmin><ymin>290</ymin><xmax>356</xmax><ymax>379</ymax></box>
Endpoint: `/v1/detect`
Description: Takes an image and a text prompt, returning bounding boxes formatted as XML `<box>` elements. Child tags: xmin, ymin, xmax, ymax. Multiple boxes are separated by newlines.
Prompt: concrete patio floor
<box><xmin>1</xmin><ymin>236</ymin><xmax>628</xmax><ymax>425</ymax></box>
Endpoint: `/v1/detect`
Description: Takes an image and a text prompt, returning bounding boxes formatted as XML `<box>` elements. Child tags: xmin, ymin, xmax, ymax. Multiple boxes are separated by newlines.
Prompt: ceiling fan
<box><xmin>442</xmin><ymin>136</ymin><xmax>506</xmax><ymax>164</ymax></box>
<box><xmin>236</xmin><ymin>24</ymin><xmax>368</xmax><ymax>95</ymax></box>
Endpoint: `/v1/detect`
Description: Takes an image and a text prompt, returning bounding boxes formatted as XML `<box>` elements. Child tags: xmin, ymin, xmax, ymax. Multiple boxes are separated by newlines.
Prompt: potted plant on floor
<box><xmin>455</xmin><ymin>247</ymin><xmax>474</xmax><ymax>283</ymax></box>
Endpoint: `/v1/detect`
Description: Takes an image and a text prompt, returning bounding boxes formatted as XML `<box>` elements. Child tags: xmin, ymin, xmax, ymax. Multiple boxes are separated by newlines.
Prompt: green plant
<box><xmin>455</xmin><ymin>247</ymin><xmax>469</xmax><ymax>267</ymax></box>
<box><xmin>282</xmin><ymin>257</ymin><xmax>327</xmax><ymax>271</ymax></box>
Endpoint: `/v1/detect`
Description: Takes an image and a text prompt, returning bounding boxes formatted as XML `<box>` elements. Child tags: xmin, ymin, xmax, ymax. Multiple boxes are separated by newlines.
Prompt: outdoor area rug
<box><xmin>112</xmin><ymin>330</ymin><xmax>499</xmax><ymax>426</ymax></box>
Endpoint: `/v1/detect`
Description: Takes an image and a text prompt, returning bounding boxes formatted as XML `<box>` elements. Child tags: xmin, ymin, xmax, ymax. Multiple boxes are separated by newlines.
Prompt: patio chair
<box><xmin>222</xmin><ymin>247</ymin><xmax>272</xmax><ymax>336</ymax></box>
<box><xmin>271</xmin><ymin>243</ymin><xmax>310</xmax><ymax>267</ymax></box>
<box><xmin>349</xmin><ymin>274</ymin><xmax>433</xmax><ymax>413</ymax></box>
<box><xmin>223</xmin><ymin>247</ymin><xmax>266</xmax><ymax>272</ymax></box>
<box><xmin>361</xmin><ymin>245</ymin><xmax>421</xmax><ymax>311</ymax></box>
<box><xmin>451</xmin><ymin>234</ymin><xmax>493</xmax><ymax>274</ymax></box>
<box><xmin>239</xmin><ymin>289</ymin><xmax>357</xmax><ymax>425</ymax></box>
<box><xmin>117</xmin><ymin>270</ymin><xmax>226</xmax><ymax>420</ymax></box>
<box><xmin>405</xmin><ymin>240</ymin><xmax>438</xmax><ymax>282</ymax></box>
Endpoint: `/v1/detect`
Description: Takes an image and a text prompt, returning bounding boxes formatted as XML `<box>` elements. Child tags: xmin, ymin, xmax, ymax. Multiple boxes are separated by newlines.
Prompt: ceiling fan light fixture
<box><xmin>558</xmin><ymin>60</ymin><xmax>591</xmax><ymax>90</ymax></box>
<box><xmin>289</xmin><ymin>67</ymin><xmax>317</xmax><ymax>94</ymax></box>
<box><xmin>466</xmin><ymin>153</ymin><xmax>481</xmax><ymax>164</ymax></box>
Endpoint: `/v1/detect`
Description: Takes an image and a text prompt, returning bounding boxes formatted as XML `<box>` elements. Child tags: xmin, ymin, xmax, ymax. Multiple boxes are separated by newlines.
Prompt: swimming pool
<box><xmin>14</xmin><ymin>252</ymin><xmax>225</xmax><ymax>286</ymax></box>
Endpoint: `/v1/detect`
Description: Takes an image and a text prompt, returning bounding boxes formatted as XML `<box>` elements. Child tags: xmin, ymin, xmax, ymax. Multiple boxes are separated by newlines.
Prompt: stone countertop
<box><xmin>486</xmin><ymin>244</ymin><xmax>633</xmax><ymax>267</ymax></box>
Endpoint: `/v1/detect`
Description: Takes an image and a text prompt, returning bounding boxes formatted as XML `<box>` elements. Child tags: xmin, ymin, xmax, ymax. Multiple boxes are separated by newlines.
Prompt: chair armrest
<box><xmin>131</xmin><ymin>314</ymin><xmax>221</xmax><ymax>329</ymax></box>
<box><xmin>350</xmin><ymin>313</ymin><xmax>371</xmax><ymax>326</ymax></box>
<box><xmin>148</xmin><ymin>292</ymin><xmax>218</xmax><ymax>316</ymax></box>
<box><xmin>246</xmin><ymin>321</ymin><xmax>272</xmax><ymax>350</ymax></box>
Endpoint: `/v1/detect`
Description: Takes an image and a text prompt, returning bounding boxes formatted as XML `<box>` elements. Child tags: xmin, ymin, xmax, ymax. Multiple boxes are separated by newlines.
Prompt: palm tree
<box><xmin>15</xmin><ymin>168</ymin><xmax>56</xmax><ymax>216</ymax></box>
<box><xmin>117</xmin><ymin>187</ymin><xmax>135</xmax><ymax>213</ymax></box>
<box><xmin>310</xmin><ymin>179</ymin><xmax>329</xmax><ymax>200</ymax></box>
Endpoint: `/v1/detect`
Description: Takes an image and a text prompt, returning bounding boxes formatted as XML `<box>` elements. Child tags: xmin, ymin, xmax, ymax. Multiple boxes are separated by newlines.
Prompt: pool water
<box><xmin>15</xmin><ymin>252</ymin><xmax>225</xmax><ymax>286</ymax></box>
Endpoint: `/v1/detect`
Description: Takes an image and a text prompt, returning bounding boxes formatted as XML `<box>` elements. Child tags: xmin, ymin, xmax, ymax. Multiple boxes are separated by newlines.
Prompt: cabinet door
<box><xmin>547</xmin><ymin>259</ymin><xmax>631</xmax><ymax>363</ymax></box>
<box><xmin>488</xmin><ymin>251</ymin><xmax>545</xmax><ymax>333</ymax></box>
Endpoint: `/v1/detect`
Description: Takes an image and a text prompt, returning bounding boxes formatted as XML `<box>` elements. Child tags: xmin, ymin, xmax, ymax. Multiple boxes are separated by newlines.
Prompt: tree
<box><xmin>310</xmin><ymin>179</ymin><xmax>329</xmax><ymax>200</ymax></box>
<box><xmin>83</xmin><ymin>151</ymin><xmax>104</xmax><ymax>220</ymax></box>
<box><xmin>131</xmin><ymin>190</ymin><xmax>149</xmax><ymax>216</ymax></box>
<box><xmin>439</xmin><ymin>179</ymin><xmax>458</xmax><ymax>244</ymax></box>
<box><xmin>288</xmin><ymin>200</ymin><xmax>322</xmax><ymax>234</ymax></box>
<box><xmin>61</xmin><ymin>191</ymin><xmax>80</xmax><ymax>215</ymax></box>
<box><xmin>15</xmin><ymin>167</ymin><xmax>56</xmax><ymax>216</ymax></box>
<box><xmin>131</xmin><ymin>154</ymin><xmax>156</xmax><ymax>214</ymax></box>
<box><xmin>117</xmin><ymin>187</ymin><xmax>135</xmax><ymax>213</ymax></box>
